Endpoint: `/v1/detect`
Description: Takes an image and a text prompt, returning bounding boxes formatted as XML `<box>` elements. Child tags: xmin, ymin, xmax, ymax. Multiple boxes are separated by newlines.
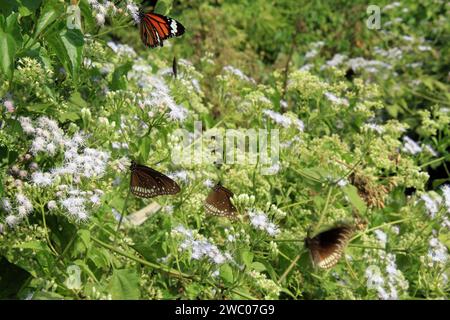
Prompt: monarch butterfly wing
<box><xmin>204</xmin><ymin>185</ymin><xmax>237</xmax><ymax>218</ymax></box>
<box><xmin>308</xmin><ymin>226</ymin><xmax>353</xmax><ymax>269</ymax></box>
<box><xmin>140</xmin><ymin>12</ymin><xmax>185</xmax><ymax>48</ymax></box>
<box><xmin>131</xmin><ymin>164</ymin><xmax>180</xmax><ymax>198</ymax></box>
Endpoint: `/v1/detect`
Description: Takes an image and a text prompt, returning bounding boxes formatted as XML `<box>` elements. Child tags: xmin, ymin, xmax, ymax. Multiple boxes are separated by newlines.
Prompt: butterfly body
<box><xmin>204</xmin><ymin>183</ymin><xmax>237</xmax><ymax>218</ymax></box>
<box><xmin>305</xmin><ymin>225</ymin><xmax>353</xmax><ymax>269</ymax></box>
<box><xmin>130</xmin><ymin>161</ymin><xmax>180</xmax><ymax>198</ymax></box>
<box><xmin>139</xmin><ymin>11</ymin><xmax>185</xmax><ymax>48</ymax></box>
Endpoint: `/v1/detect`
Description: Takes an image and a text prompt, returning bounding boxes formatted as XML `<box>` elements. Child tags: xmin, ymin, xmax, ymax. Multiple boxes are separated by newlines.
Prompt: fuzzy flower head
<box><xmin>20</xmin><ymin>116</ymin><xmax>66</xmax><ymax>156</ymax></box>
<box><xmin>248</xmin><ymin>210</ymin><xmax>280</xmax><ymax>236</ymax></box>
<box><xmin>172</xmin><ymin>225</ymin><xmax>232</xmax><ymax>265</ymax></box>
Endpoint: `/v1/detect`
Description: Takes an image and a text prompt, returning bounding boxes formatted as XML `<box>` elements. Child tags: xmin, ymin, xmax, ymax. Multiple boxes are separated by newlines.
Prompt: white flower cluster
<box><xmin>14</xmin><ymin>117</ymin><xmax>110</xmax><ymax>224</ymax></box>
<box><xmin>363</xmin><ymin>123</ymin><xmax>385</xmax><ymax>134</ymax></box>
<box><xmin>19</xmin><ymin>116</ymin><xmax>65</xmax><ymax>156</ymax></box>
<box><xmin>87</xmin><ymin>0</ymin><xmax>118</xmax><ymax>26</ymax></box>
<box><xmin>324</xmin><ymin>92</ymin><xmax>349</xmax><ymax>107</ymax></box>
<box><xmin>427</xmin><ymin>236</ymin><xmax>448</xmax><ymax>266</ymax></box>
<box><xmin>419</xmin><ymin>186</ymin><xmax>450</xmax><ymax>229</ymax></box>
<box><xmin>26</xmin><ymin>130</ymin><xmax>110</xmax><ymax>185</ymax></box>
<box><xmin>248</xmin><ymin>210</ymin><xmax>280</xmax><ymax>236</ymax></box>
<box><xmin>402</xmin><ymin>136</ymin><xmax>422</xmax><ymax>155</ymax></box>
<box><xmin>107</xmin><ymin>41</ymin><xmax>137</xmax><ymax>58</ymax></box>
<box><xmin>168</xmin><ymin>170</ymin><xmax>190</xmax><ymax>184</ymax></box>
<box><xmin>223</xmin><ymin>65</ymin><xmax>255</xmax><ymax>83</ymax></box>
<box><xmin>365</xmin><ymin>252</ymin><xmax>409</xmax><ymax>300</ymax></box>
<box><xmin>128</xmin><ymin>60</ymin><xmax>189</xmax><ymax>122</ymax></box>
<box><xmin>55</xmin><ymin>187</ymin><xmax>104</xmax><ymax>222</ymax></box>
<box><xmin>172</xmin><ymin>225</ymin><xmax>233</xmax><ymax>265</ymax></box>
<box><xmin>248</xmin><ymin>270</ymin><xmax>281</xmax><ymax>299</ymax></box>
<box><xmin>262</xmin><ymin>109</ymin><xmax>304</xmax><ymax>131</ymax></box>
<box><xmin>1</xmin><ymin>194</ymin><xmax>33</xmax><ymax>228</ymax></box>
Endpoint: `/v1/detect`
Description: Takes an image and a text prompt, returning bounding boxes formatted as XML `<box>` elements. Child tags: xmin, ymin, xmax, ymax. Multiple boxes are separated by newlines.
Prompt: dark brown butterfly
<box><xmin>130</xmin><ymin>161</ymin><xmax>180</xmax><ymax>198</ymax></box>
<box><xmin>204</xmin><ymin>183</ymin><xmax>237</xmax><ymax>218</ymax></box>
<box><xmin>304</xmin><ymin>225</ymin><xmax>354</xmax><ymax>269</ymax></box>
<box><xmin>138</xmin><ymin>3</ymin><xmax>185</xmax><ymax>48</ymax></box>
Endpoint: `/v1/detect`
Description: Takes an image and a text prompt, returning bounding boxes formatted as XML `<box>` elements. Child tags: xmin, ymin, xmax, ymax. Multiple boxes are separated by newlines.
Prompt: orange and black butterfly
<box><xmin>130</xmin><ymin>161</ymin><xmax>180</xmax><ymax>198</ymax></box>
<box><xmin>304</xmin><ymin>225</ymin><xmax>354</xmax><ymax>269</ymax></box>
<box><xmin>204</xmin><ymin>183</ymin><xmax>237</xmax><ymax>218</ymax></box>
<box><xmin>138</xmin><ymin>1</ymin><xmax>185</xmax><ymax>48</ymax></box>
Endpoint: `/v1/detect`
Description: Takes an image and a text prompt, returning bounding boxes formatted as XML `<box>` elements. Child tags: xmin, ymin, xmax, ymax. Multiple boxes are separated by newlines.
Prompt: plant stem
<box><xmin>92</xmin><ymin>236</ymin><xmax>191</xmax><ymax>279</ymax></box>
<box><xmin>40</xmin><ymin>205</ymin><xmax>59</xmax><ymax>256</ymax></box>
<box><xmin>278</xmin><ymin>254</ymin><xmax>300</xmax><ymax>283</ymax></box>
<box><xmin>314</xmin><ymin>186</ymin><xmax>333</xmax><ymax>234</ymax></box>
<box><xmin>114</xmin><ymin>186</ymin><xmax>131</xmax><ymax>245</ymax></box>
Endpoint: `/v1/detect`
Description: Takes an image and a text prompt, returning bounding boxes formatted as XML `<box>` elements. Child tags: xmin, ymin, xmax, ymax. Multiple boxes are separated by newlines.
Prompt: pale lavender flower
<box><xmin>402</xmin><ymin>136</ymin><xmax>422</xmax><ymax>155</ymax></box>
<box><xmin>324</xmin><ymin>92</ymin><xmax>349</xmax><ymax>107</ymax></box>
<box><xmin>31</xmin><ymin>172</ymin><xmax>53</xmax><ymax>187</ymax></box>
<box><xmin>5</xmin><ymin>215</ymin><xmax>19</xmax><ymax>227</ymax></box>
<box><xmin>440</xmin><ymin>185</ymin><xmax>450</xmax><ymax>212</ymax></box>
<box><xmin>248</xmin><ymin>210</ymin><xmax>280</xmax><ymax>236</ymax></box>
<box><xmin>1</xmin><ymin>198</ymin><xmax>12</xmax><ymax>212</ymax></box>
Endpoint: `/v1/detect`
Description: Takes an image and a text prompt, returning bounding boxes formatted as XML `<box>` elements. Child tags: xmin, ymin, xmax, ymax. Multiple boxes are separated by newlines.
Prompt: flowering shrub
<box><xmin>0</xmin><ymin>0</ymin><xmax>449</xmax><ymax>300</ymax></box>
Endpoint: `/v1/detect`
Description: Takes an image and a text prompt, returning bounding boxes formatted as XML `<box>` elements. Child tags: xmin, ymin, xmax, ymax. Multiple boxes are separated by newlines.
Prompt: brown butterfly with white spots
<box><xmin>204</xmin><ymin>183</ymin><xmax>237</xmax><ymax>218</ymax></box>
<box><xmin>304</xmin><ymin>225</ymin><xmax>354</xmax><ymax>269</ymax></box>
<box><xmin>130</xmin><ymin>161</ymin><xmax>180</xmax><ymax>198</ymax></box>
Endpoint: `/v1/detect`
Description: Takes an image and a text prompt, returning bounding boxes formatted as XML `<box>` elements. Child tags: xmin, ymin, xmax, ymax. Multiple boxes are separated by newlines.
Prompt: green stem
<box><xmin>92</xmin><ymin>236</ymin><xmax>191</xmax><ymax>279</ymax></box>
<box><xmin>40</xmin><ymin>205</ymin><xmax>59</xmax><ymax>256</ymax></box>
<box><xmin>350</xmin><ymin>217</ymin><xmax>414</xmax><ymax>242</ymax></box>
<box><xmin>278</xmin><ymin>254</ymin><xmax>300</xmax><ymax>283</ymax></box>
<box><xmin>114</xmin><ymin>186</ymin><xmax>131</xmax><ymax>245</ymax></box>
<box><xmin>314</xmin><ymin>186</ymin><xmax>333</xmax><ymax>233</ymax></box>
<box><xmin>420</xmin><ymin>156</ymin><xmax>449</xmax><ymax>168</ymax></box>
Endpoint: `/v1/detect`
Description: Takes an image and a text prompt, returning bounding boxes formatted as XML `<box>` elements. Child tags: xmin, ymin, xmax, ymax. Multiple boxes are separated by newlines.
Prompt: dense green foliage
<box><xmin>0</xmin><ymin>0</ymin><xmax>449</xmax><ymax>299</ymax></box>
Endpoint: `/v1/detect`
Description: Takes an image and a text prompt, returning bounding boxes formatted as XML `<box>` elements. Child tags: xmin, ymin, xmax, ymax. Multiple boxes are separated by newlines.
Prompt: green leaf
<box><xmin>240</xmin><ymin>250</ymin><xmax>254</xmax><ymax>268</ymax></box>
<box><xmin>185</xmin><ymin>282</ymin><xmax>203</xmax><ymax>299</ymax></box>
<box><xmin>58</xmin><ymin>111</ymin><xmax>80</xmax><ymax>122</ymax></box>
<box><xmin>71</xmin><ymin>229</ymin><xmax>91</xmax><ymax>257</ymax></box>
<box><xmin>25</xmin><ymin>102</ymin><xmax>53</xmax><ymax>113</ymax></box>
<box><xmin>155</xmin><ymin>0</ymin><xmax>173</xmax><ymax>15</ymax></box>
<box><xmin>35</xmin><ymin>3</ymin><xmax>60</xmax><ymax>37</ymax></box>
<box><xmin>219</xmin><ymin>263</ymin><xmax>234</xmax><ymax>284</ymax></box>
<box><xmin>88</xmin><ymin>247</ymin><xmax>111</xmax><ymax>269</ymax></box>
<box><xmin>251</xmin><ymin>262</ymin><xmax>266</xmax><ymax>272</ymax></box>
<box><xmin>69</xmin><ymin>91</ymin><xmax>87</xmax><ymax>108</ymax></box>
<box><xmin>110</xmin><ymin>61</ymin><xmax>132</xmax><ymax>91</ymax></box>
<box><xmin>108</xmin><ymin>269</ymin><xmax>140</xmax><ymax>300</ymax></box>
<box><xmin>5</xmin><ymin>12</ymin><xmax>22</xmax><ymax>43</ymax></box>
<box><xmin>47</xmin><ymin>27</ymin><xmax>84</xmax><ymax>83</ymax></box>
<box><xmin>0</xmin><ymin>256</ymin><xmax>31</xmax><ymax>299</ymax></box>
<box><xmin>13</xmin><ymin>240</ymin><xmax>50</xmax><ymax>251</ymax></box>
<box><xmin>342</xmin><ymin>184</ymin><xmax>367</xmax><ymax>213</ymax></box>
<box><xmin>0</xmin><ymin>30</ymin><xmax>16</xmax><ymax>79</ymax></box>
